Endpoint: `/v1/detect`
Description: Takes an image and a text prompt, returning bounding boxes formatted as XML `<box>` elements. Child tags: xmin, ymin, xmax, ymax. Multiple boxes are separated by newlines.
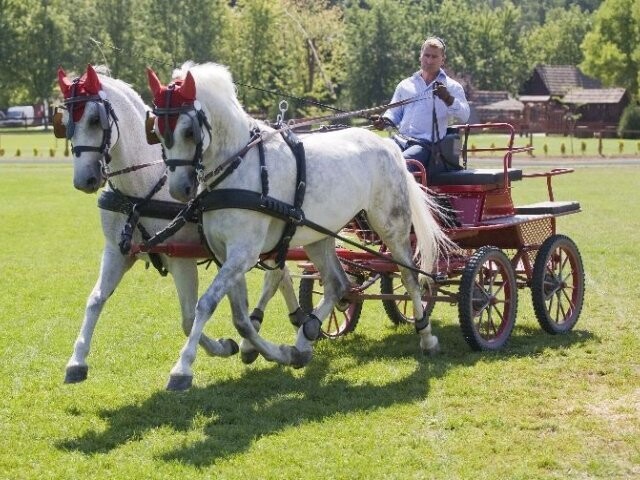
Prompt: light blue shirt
<box><xmin>383</xmin><ymin>70</ymin><xmax>470</xmax><ymax>142</ymax></box>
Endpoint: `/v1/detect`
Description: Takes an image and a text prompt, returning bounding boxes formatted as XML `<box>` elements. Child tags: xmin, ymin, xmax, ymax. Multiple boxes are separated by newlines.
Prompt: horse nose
<box><xmin>87</xmin><ymin>176</ymin><xmax>99</xmax><ymax>188</ymax></box>
<box><xmin>74</xmin><ymin>176</ymin><xmax>100</xmax><ymax>192</ymax></box>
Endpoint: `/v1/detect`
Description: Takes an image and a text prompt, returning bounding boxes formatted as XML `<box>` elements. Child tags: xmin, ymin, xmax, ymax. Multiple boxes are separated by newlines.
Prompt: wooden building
<box><xmin>517</xmin><ymin>65</ymin><xmax>627</xmax><ymax>135</ymax></box>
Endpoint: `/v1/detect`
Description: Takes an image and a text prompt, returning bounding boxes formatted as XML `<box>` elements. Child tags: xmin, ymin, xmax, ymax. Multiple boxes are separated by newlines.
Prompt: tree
<box><xmin>0</xmin><ymin>0</ymin><xmax>25</xmax><ymax>106</ymax></box>
<box><xmin>437</xmin><ymin>0</ymin><xmax>529</xmax><ymax>93</ymax></box>
<box><xmin>580</xmin><ymin>0</ymin><xmax>640</xmax><ymax>96</ymax></box>
<box><xmin>280</xmin><ymin>0</ymin><xmax>346</xmax><ymax>110</ymax></box>
<box><xmin>524</xmin><ymin>6</ymin><xmax>592</xmax><ymax>67</ymax></box>
<box><xmin>8</xmin><ymin>0</ymin><xmax>70</xmax><ymax>111</ymax></box>
<box><xmin>344</xmin><ymin>0</ymin><xmax>420</xmax><ymax>108</ymax></box>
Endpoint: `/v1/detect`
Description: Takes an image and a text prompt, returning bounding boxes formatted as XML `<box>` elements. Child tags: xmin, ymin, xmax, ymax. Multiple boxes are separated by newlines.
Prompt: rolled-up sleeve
<box><xmin>447</xmin><ymin>82</ymin><xmax>470</xmax><ymax>123</ymax></box>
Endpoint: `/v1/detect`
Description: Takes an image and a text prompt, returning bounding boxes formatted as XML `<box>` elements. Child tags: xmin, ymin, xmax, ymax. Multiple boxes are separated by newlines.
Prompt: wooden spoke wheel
<box><xmin>299</xmin><ymin>271</ymin><xmax>364</xmax><ymax>339</ymax></box>
<box><xmin>380</xmin><ymin>274</ymin><xmax>435</xmax><ymax>326</ymax></box>
<box><xmin>458</xmin><ymin>246</ymin><xmax>518</xmax><ymax>351</ymax></box>
<box><xmin>531</xmin><ymin>235</ymin><xmax>585</xmax><ymax>334</ymax></box>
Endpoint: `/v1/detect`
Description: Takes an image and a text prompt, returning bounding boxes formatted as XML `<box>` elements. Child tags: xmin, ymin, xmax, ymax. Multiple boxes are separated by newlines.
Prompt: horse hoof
<box><xmin>240</xmin><ymin>349</ymin><xmax>260</xmax><ymax>364</ymax></box>
<box><xmin>64</xmin><ymin>365</ymin><xmax>88</xmax><ymax>384</ymax></box>
<box><xmin>290</xmin><ymin>347</ymin><xmax>313</xmax><ymax>369</ymax></box>
<box><xmin>421</xmin><ymin>341</ymin><xmax>441</xmax><ymax>357</ymax></box>
<box><xmin>219</xmin><ymin>338</ymin><xmax>239</xmax><ymax>356</ymax></box>
<box><xmin>166</xmin><ymin>374</ymin><xmax>193</xmax><ymax>391</ymax></box>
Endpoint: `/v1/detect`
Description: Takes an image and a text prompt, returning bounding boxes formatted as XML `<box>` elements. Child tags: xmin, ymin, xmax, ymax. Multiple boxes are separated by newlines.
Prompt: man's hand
<box><xmin>370</xmin><ymin>114</ymin><xmax>393</xmax><ymax>130</ymax></box>
<box><xmin>433</xmin><ymin>82</ymin><xmax>454</xmax><ymax>106</ymax></box>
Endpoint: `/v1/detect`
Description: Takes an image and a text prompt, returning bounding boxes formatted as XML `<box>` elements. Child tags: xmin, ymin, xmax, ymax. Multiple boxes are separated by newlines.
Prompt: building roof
<box><xmin>469</xmin><ymin>90</ymin><xmax>509</xmax><ymax>105</ymax></box>
<box><xmin>562</xmin><ymin>88</ymin><xmax>627</xmax><ymax>104</ymax></box>
<box><xmin>477</xmin><ymin>99</ymin><xmax>524</xmax><ymax>112</ymax></box>
<box><xmin>518</xmin><ymin>95</ymin><xmax>551</xmax><ymax>103</ymax></box>
<box><xmin>535</xmin><ymin>65</ymin><xmax>601</xmax><ymax>96</ymax></box>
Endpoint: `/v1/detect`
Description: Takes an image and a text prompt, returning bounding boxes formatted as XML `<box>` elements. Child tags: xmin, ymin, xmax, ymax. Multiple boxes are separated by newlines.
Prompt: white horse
<box><xmin>146</xmin><ymin>62</ymin><xmax>450</xmax><ymax>391</ymax></box>
<box><xmin>55</xmin><ymin>64</ymin><xmax>300</xmax><ymax>383</ymax></box>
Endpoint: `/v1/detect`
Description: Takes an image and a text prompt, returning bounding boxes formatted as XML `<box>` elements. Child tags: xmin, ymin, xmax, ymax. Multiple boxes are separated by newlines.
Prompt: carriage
<box><xmin>135</xmin><ymin>120</ymin><xmax>584</xmax><ymax>352</ymax></box>
<box><xmin>291</xmin><ymin>122</ymin><xmax>584</xmax><ymax>350</ymax></box>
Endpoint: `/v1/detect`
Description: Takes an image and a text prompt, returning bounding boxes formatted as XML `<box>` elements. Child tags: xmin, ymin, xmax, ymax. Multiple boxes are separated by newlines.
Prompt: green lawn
<box><xmin>0</xmin><ymin>162</ymin><xmax>638</xmax><ymax>479</ymax></box>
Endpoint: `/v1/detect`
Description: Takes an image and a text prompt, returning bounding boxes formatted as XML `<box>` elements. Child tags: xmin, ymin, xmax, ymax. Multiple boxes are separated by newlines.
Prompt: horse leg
<box><xmin>65</xmin><ymin>248</ymin><xmax>134</xmax><ymax>383</ymax></box>
<box><xmin>291</xmin><ymin>239</ymin><xmax>351</xmax><ymax>351</ymax></box>
<box><xmin>167</xmin><ymin>254</ymin><xmax>257</xmax><ymax>391</ymax></box>
<box><xmin>367</xmin><ymin>210</ymin><xmax>440</xmax><ymax>355</ymax></box>
<box><xmin>398</xmin><ymin>265</ymin><xmax>439</xmax><ymax>354</ymax></box>
<box><xmin>239</xmin><ymin>264</ymin><xmax>301</xmax><ymax>364</ymax></box>
<box><xmin>165</xmin><ymin>256</ymin><xmax>231</xmax><ymax>357</ymax></box>
<box><xmin>228</xmin><ymin>276</ymin><xmax>316</xmax><ymax>369</ymax></box>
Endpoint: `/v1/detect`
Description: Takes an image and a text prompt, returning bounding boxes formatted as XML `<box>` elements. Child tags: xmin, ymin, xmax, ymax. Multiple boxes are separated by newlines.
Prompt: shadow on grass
<box><xmin>57</xmin><ymin>322</ymin><xmax>593</xmax><ymax>466</ymax></box>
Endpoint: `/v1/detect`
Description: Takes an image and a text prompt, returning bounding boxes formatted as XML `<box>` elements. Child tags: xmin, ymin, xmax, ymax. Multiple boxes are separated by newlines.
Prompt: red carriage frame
<box><xmin>132</xmin><ymin>122</ymin><xmax>585</xmax><ymax>351</ymax></box>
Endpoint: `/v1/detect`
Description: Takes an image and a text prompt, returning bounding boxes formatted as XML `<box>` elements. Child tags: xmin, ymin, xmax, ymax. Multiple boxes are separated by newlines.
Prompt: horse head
<box><xmin>56</xmin><ymin>64</ymin><xmax>119</xmax><ymax>192</ymax></box>
<box><xmin>146</xmin><ymin>68</ymin><xmax>211</xmax><ymax>202</ymax></box>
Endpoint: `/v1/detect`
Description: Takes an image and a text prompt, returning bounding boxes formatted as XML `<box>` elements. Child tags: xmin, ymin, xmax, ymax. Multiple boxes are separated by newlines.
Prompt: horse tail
<box><xmin>396</xmin><ymin>151</ymin><xmax>452</xmax><ymax>273</ymax></box>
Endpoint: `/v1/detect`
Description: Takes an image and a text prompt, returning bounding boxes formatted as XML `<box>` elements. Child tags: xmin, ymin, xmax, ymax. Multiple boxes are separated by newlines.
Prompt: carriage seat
<box><xmin>429</xmin><ymin>168</ymin><xmax>523</xmax><ymax>186</ymax></box>
<box><xmin>514</xmin><ymin>200</ymin><xmax>580</xmax><ymax>215</ymax></box>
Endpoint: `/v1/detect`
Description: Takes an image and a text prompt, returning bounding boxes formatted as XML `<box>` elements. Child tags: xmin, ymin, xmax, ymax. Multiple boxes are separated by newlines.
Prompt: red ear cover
<box><xmin>56</xmin><ymin>65</ymin><xmax>103</xmax><ymax>121</ymax></box>
<box><xmin>181</xmin><ymin>71</ymin><xmax>197</xmax><ymax>102</ymax></box>
<box><xmin>84</xmin><ymin>64</ymin><xmax>102</xmax><ymax>94</ymax></box>
<box><xmin>147</xmin><ymin>68</ymin><xmax>197</xmax><ymax>137</ymax></box>
<box><xmin>147</xmin><ymin>67</ymin><xmax>163</xmax><ymax>98</ymax></box>
<box><xmin>57</xmin><ymin>67</ymin><xmax>72</xmax><ymax>96</ymax></box>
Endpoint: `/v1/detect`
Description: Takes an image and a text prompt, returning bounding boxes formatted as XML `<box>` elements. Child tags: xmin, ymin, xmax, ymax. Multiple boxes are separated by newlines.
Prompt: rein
<box><xmin>106</xmin><ymin>159</ymin><xmax>165</xmax><ymax>178</ymax></box>
<box><xmin>195</xmin><ymin>93</ymin><xmax>427</xmax><ymax>188</ymax></box>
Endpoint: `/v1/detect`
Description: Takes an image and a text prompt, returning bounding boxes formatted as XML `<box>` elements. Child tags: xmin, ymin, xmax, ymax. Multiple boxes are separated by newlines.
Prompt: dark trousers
<box><xmin>393</xmin><ymin>136</ymin><xmax>432</xmax><ymax>172</ymax></box>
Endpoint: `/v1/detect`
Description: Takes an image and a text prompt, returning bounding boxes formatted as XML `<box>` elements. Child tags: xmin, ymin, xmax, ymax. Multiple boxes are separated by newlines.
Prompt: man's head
<box><xmin>420</xmin><ymin>37</ymin><xmax>446</xmax><ymax>80</ymax></box>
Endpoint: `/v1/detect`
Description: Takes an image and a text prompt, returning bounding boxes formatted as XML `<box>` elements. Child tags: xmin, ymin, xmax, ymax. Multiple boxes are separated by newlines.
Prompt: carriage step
<box><xmin>515</xmin><ymin>201</ymin><xmax>580</xmax><ymax>215</ymax></box>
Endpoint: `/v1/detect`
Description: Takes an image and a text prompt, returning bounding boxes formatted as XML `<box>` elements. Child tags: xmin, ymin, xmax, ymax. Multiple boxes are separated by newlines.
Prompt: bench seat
<box><xmin>429</xmin><ymin>168</ymin><xmax>523</xmax><ymax>186</ymax></box>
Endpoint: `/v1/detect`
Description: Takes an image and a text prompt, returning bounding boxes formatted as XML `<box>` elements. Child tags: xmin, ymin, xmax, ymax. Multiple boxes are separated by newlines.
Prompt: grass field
<box><xmin>0</xmin><ymin>162</ymin><xmax>639</xmax><ymax>479</ymax></box>
<box><xmin>2</xmin><ymin>128</ymin><xmax>640</xmax><ymax>160</ymax></box>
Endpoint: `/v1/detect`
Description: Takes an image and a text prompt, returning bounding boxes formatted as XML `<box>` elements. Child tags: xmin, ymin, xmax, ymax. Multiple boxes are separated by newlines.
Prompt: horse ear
<box><xmin>84</xmin><ymin>64</ymin><xmax>101</xmax><ymax>94</ymax></box>
<box><xmin>181</xmin><ymin>71</ymin><xmax>196</xmax><ymax>101</ymax></box>
<box><xmin>57</xmin><ymin>67</ymin><xmax>72</xmax><ymax>95</ymax></box>
<box><xmin>147</xmin><ymin>68</ymin><xmax>163</xmax><ymax>97</ymax></box>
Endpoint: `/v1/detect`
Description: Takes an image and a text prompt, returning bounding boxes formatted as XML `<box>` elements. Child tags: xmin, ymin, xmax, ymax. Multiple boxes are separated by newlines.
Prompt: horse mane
<box><xmin>183</xmin><ymin>62</ymin><xmax>251</xmax><ymax>153</ymax></box>
<box><xmin>96</xmin><ymin>69</ymin><xmax>150</xmax><ymax>116</ymax></box>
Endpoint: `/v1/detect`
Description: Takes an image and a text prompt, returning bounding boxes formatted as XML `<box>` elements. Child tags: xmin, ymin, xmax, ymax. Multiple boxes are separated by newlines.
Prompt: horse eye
<box><xmin>89</xmin><ymin>115</ymin><xmax>100</xmax><ymax>126</ymax></box>
<box><xmin>184</xmin><ymin>128</ymin><xmax>194</xmax><ymax>139</ymax></box>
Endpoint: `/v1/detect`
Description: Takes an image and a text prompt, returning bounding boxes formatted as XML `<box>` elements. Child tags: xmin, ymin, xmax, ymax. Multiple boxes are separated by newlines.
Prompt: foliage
<box><xmin>617</xmin><ymin>103</ymin><xmax>640</xmax><ymax>138</ymax></box>
<box><xmin>580</xmin><ymin>0</ymin><xmax>640</xmax><ymax>96</ymax></box>
<box><xmin>445</xmin><ymin>1</ymin><xmax>530</xmax><ymax>93</ymax></box>
<box><xmin>0</xmin><ymin>0</ymin><xmax>630</xmax><ymax>115</ymax></box>
<box><xmin>524</xmin><ymin>6</ymin><xmax>592</xmax><ymax>67</ymax></box>
<box><xmin>344</xmin><ymin>0</ymin><xmax>421</xmax><ymax>108</ymax></box>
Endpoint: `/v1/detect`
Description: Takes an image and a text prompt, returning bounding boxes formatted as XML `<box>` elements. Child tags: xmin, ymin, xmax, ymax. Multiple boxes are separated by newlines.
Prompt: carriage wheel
<box><xmin>531</xmin><ymin>235</ymin><xmax>584</xmax><ymax>334</ymax></box>
<box><xmin>458</xmin><ymin>246</ymin><xmax>518</xmax><ymax>351</ymax></box>
<box><xmin>380</xmin><ymin>274</ymin><xmax>435</xmax><ymax>325</ymax></box>
<box><xmin>298</xmin><ymin>271</ymin><xmax>364</xmax><ymax>339</ymax></box>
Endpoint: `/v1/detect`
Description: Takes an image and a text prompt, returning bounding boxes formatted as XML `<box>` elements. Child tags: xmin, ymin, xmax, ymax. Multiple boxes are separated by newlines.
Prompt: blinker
<box><xmin>145</xmin><ymin>112</ymin><xmax>161</xmax><ymax>145</ymax></box>
<box><xmin>52</xmin><ymin>111</ymin><xmax>66</xmax><ymax>139</ymax></box>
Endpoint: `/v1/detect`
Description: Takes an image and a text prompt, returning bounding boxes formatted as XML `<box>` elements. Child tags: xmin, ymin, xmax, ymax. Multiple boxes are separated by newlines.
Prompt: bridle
<box><xmin>150</xmin><ymin>84</ymin><xmax>212</xmax><ymax>175</ymax></box>
<box><xmin>54</xmin><ymin>78</ymin><xmax>120</xmax><ymax>178</ymax></box>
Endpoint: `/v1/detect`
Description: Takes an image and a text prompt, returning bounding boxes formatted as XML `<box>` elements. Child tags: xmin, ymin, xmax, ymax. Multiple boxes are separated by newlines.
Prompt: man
<box><xmin>372</xmin><ymin>37</ymin><xmax>470</xmax><ymax>170</ymax></box>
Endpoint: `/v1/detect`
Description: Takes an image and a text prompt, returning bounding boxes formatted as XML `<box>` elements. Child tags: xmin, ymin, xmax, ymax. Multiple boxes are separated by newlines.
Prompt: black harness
<box><xmin>198</xmin><ymin>127</ymin><xmax>307</xmax><ymax>269</ymax></box>
<box><xmin>144</xmin><ymin>107</ymin><xmax>440</xmax><ymax>281</ymax></box>
<box><xmin>144</xmin><ymin>125</ymin><xmax>307</xmax><ymax>270</ymax></box>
